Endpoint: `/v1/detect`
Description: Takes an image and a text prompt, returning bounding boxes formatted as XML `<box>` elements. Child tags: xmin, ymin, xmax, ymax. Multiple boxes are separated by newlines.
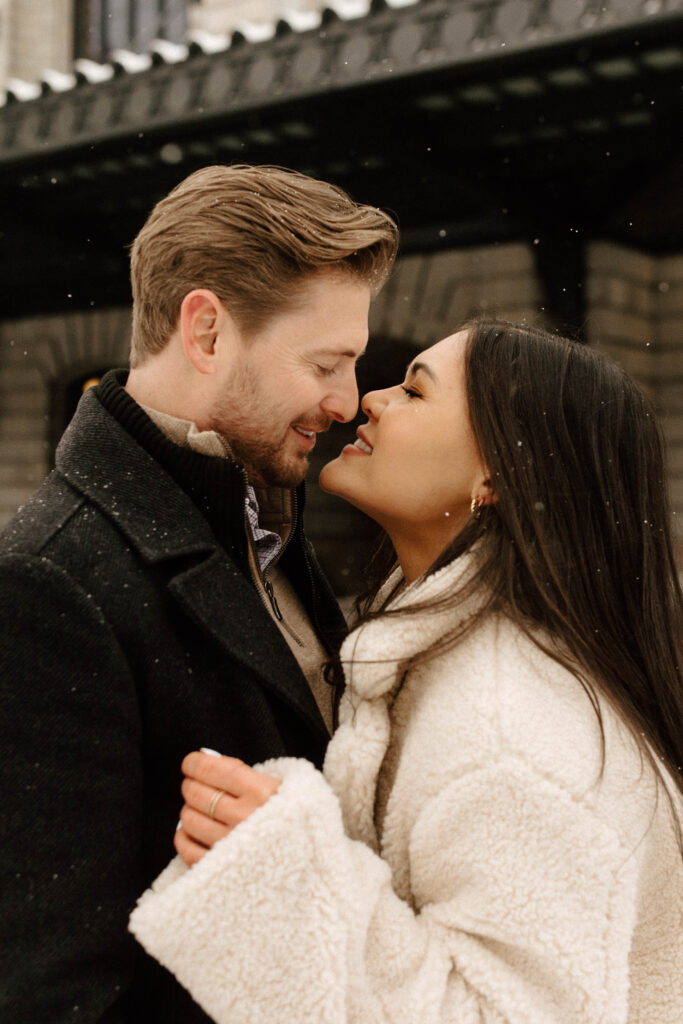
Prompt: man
<box><xmin>0</xmin><ymin>164</ymin><xmax>397</xmax><ymax>1023</ymax></box>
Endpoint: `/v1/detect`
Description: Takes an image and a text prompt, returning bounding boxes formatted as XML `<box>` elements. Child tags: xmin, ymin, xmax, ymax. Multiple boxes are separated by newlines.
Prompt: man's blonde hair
<box><xmin>129</xmin><ymin>164</ymin><xmax>398</xmax><ymax>366</ymax></box>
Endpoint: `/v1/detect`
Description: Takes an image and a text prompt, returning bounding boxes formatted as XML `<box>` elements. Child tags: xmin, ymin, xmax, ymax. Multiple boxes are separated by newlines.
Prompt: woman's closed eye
<box><xmin>401</xmin><ymin>385</ymin><xmax>422</xmax><ymax>399</ymax></box>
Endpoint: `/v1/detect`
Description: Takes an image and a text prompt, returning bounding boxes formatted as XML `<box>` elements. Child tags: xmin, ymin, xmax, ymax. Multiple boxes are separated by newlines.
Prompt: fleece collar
<box><xmin>339</xmin><ymin>551</ymin><xmax>484</xmax><ymax>703</ymax></box>
<box><xmin>324</xmin><ymin>551</ymin><xmax>485</xmax><ymax>850</ymax></box>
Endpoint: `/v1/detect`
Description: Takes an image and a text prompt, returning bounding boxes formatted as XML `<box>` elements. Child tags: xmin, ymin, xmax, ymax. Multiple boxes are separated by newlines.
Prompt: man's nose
<box><xmin>321</xmin><ymin>370</ymin><xmax>359</xmax><ymax>424</ymax></box>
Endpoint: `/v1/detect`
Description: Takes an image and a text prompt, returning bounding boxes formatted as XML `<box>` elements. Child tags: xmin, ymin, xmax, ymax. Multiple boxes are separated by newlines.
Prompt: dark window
<box><xmin>74</xmin><ymin>0</ymin><xmax>187</xmax><ymax>62</ymax></box>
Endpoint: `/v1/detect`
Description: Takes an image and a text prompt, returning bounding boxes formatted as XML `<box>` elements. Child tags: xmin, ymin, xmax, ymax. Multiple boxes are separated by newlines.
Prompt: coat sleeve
<box><xmin>130</xmin><ymin>754</ymin><xmax>636</xmax><ymax>1024</ymax></box>
<box><xmin>0</xmin><ymin>554</ymin><xmax>144</xmax><ymax>1023</ymax></box>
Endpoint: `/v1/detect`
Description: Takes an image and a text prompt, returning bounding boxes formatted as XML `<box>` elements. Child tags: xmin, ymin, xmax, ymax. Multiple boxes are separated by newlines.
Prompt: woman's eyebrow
<box><xmin>406</xmin><ymin>360</ymin><xmax>438</xmax><ymax>383</ymax></box>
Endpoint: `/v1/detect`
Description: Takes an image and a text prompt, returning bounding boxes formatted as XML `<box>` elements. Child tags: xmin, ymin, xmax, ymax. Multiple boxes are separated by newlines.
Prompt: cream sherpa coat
<box><xmin>130</xmin><ymin>555</ymin><xmax>683</xmax><ymax>1024</ymax></box>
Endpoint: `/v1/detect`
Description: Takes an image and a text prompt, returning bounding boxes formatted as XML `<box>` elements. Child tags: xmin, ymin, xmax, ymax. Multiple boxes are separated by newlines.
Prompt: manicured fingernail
<box><xmin>175</xmin><ymin>820</ymin><xmax>182</xmax><ymax>832</ymax></box>
<box><xmin>201</xmin><ymin>747</ymin><xmax>222</xmax><ymax>758</ymax></box>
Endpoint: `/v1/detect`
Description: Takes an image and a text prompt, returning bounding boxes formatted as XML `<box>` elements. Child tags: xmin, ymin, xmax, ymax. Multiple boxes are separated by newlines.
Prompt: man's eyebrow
<box><xmin>406</xmin><ymin>360</ymin><xmax>438</xmax><ymax>383</ymax></box>
<box><xmin>311</xmin><ymin>348</ymin><xmax>366</xmax><ymax>360</ymax></box>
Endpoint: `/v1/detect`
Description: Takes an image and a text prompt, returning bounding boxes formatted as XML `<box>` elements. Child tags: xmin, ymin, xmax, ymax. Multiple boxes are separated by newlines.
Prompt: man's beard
<box><xmin>228</xmin><ymin>431</ymin><xmax>310</xmax><ymax>489</ymax></box>
<box><xmin>208</xmin><ymin>363</ymin><xmax>328</xmax><ymax>488</ymax></box>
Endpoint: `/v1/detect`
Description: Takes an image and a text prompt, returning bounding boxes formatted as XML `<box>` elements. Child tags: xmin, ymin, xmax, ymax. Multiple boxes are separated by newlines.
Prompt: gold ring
<box><xmin>207</xmin><ymin>789</ymin><xmax>225</xmax><ymax>819</ymax></box>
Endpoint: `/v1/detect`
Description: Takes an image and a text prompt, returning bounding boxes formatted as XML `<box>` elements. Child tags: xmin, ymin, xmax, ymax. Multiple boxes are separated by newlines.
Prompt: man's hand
<box><xmin>175</xmin><ymin>750</ymin><xmax>280</xmax><ymax>866</ymax></box>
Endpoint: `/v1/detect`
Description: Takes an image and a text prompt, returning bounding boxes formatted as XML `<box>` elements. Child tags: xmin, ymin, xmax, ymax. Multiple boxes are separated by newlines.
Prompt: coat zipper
<box><xmin>263</xmin><ymin>576</ymin><xmax>283</xmax><ymax>621</ymax></box>
<box><xmin>243</xmin><ymin>490</ymin><xmax>304</xmax><ymax>646</ymax></box>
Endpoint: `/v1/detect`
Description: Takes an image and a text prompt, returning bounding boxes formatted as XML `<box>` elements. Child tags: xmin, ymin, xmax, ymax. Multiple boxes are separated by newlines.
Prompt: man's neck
<box><xmin>125</xmin><ymin>354</ymin><xmax>208</xmax><ymax>430</ymax></box>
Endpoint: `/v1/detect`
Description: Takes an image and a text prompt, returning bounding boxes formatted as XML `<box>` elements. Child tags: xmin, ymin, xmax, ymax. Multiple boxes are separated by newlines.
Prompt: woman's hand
<box><xmin>175</xmin><ymin>749</ymin><xmax>280</xmax><ymax>866</ymax></box>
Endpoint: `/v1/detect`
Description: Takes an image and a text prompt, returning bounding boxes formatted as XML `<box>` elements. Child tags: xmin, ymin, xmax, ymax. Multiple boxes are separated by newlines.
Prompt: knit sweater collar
<box><xmin>94</xmin><ymin>369</ymin><xmax>250</xmax><ymax>557</ymax></box>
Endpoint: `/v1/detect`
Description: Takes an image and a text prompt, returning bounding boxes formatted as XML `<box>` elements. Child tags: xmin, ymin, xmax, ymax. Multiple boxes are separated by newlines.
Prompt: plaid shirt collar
<box><xmin>245</xmin><ymin>484</ymin><xmax>282</xmax><ymax>574</ymax></box>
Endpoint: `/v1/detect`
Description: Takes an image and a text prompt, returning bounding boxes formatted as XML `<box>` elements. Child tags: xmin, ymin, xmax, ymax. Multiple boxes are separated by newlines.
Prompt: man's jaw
<box><xmin>233</xmin><ymin>419</ymin><xmax>333</xmax><ymax>488</ymax></box>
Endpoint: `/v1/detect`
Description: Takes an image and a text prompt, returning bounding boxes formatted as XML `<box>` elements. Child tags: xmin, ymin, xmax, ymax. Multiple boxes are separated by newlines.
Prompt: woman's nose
<box><xmin>361</xmin><ymin>386</ymin><xmax>391</xmax><ymax>420</ymax></box>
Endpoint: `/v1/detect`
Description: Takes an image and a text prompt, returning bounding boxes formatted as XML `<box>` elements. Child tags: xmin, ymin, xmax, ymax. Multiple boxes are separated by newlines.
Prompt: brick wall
<box><xmin>0</xmin><ymin>307</ymin><xmax>130</xmax><ymax>525</ymax></box>
<box><xmin>657</xmin><ymin>255</ymin><xmax>683</xmax><ymax>546</ymax></box>
<box><xmin>368</xmin><ymin>242</ymin><xmax>544</xmax><ymax>343</ymax></box>
<box><xmin>586</xmin><ymin>242</ymin><xmax>683</xmax><ymax>556</ymax></box>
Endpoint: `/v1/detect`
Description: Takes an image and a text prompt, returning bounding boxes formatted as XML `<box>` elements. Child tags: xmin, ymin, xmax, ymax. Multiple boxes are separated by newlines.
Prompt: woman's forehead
<box><xmin>415</xmin><ymin>330</ymin><xmax>469</xmax><ymax>375</ymax></box>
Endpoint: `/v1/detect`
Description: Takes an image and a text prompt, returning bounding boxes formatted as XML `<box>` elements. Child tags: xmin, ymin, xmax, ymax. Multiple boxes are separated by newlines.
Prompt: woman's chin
<box><xmin>319</xmin><ymin>463</ymin><xmax>384</xmax><ymax>529</ymax></box>
<box><xmin>318</xmin><ymin>456</ymin><xmax>344</xmax><ymax>495</ymax></box>
<box><xmin>319</xmin><ymin>457</ymin><xmax>362</xmax><ymax>506</ymax></box>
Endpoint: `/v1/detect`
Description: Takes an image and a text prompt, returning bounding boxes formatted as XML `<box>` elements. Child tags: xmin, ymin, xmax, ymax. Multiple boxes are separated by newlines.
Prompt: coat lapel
<box><xmin>168</xmin><ymin>550</ymin><xmax>329</xmax><ymax>740</ymax></box>
<box><xmin>56</xmin><ymin>390</ymin><xmax>329</xmax><ymax>745</ymax></box>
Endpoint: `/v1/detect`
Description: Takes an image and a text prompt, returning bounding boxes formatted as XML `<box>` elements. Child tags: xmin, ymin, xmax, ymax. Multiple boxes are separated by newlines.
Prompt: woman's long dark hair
<box><xmin>340</xmin><ymin>317</ymin><xmax>683</xmax><ymax>817</ymax></box>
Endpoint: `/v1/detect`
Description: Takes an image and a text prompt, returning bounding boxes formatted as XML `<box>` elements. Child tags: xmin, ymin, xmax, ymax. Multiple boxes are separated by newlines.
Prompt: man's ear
<box><xmin>179</xmin><ymin>290</ymin><xmax>226</xmax><ymax>375</ymax></box>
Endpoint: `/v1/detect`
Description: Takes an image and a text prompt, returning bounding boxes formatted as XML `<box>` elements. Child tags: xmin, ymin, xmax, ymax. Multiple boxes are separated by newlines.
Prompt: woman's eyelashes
<box><xmin>401</xmin><ymin>384</ymin><xmax>422</xmax><ymax>399</ymax></box>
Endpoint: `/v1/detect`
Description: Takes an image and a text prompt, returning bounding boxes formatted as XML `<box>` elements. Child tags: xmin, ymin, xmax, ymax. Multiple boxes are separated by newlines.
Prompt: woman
<box><xmin>130</xmin><ymin>319</ymin><xmax>683</xmax><ymax>1024</ymax></box>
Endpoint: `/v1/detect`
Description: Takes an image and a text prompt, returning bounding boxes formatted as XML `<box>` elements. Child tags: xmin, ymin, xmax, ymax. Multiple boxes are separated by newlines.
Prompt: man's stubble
<box><xmin>208</xmin><ymin>361</ymin><xmax>321</xmax><ymax>489</ymax></box>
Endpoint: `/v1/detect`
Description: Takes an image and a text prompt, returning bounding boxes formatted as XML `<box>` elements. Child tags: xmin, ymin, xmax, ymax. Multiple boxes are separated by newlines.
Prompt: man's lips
<box><xmin>292</xmin><ymin>418</ymin><xmax>331</xmax><ymax>438</ymax></box>
<box><xmin>292</xmin><ymin>423</ymin><xmax>329</xmax><ymax>451</ymax></box>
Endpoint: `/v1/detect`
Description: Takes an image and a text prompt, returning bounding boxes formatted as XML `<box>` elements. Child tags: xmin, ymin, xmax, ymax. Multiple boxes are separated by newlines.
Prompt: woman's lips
<box><xmin>355</xmin><ymin>427</ymin><xmax>373</xmax><ymax>453</ymax></box>
<box><xmin>341</xmin><ymin>428</ymin><xmax>373</xmax><ymax>457</ymax></box>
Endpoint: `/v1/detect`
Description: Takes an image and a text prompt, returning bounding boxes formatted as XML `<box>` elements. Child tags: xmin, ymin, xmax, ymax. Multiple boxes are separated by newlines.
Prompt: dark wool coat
<box><xmin>0</xmin><ymin>387</ymin><xmax>346</xmax><ymax>1024</ymax></box>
